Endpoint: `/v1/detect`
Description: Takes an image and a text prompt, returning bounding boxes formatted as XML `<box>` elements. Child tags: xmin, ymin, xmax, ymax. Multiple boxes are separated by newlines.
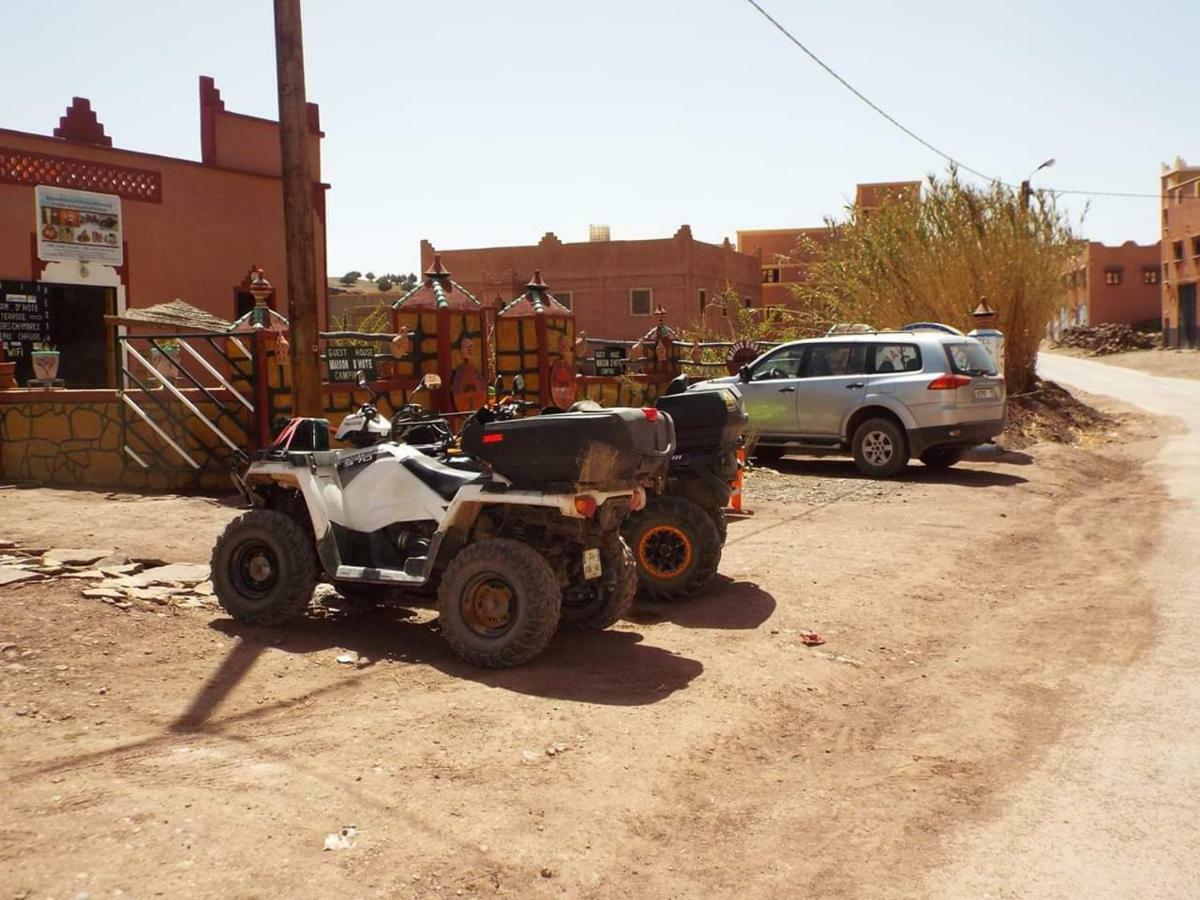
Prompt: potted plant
<box><xmin>31</xmin><ymin>342</ymin><xmax>60</xmax><ymax>382</ymax></box>
<box><xmin>151</xmin><ymin>339</ymin><xmax>182</xmax><ymax>384</ymax></box>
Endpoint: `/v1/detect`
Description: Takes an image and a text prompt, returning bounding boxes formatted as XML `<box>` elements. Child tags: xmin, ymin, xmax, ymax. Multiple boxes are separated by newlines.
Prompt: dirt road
<box><xmin>0</xmin><ymin>396</ymin><xmax>1172</xmax><ymax>899</ymax></box>
<box><xmin>925</xmin><ymin>355</ymin><xmax>1200</xmax><ymax>898</ymax></box>
<box><xmin>1044</xmin><ymin>345</ymin><xmax>1200</xmax><ymax>381</ymax></box>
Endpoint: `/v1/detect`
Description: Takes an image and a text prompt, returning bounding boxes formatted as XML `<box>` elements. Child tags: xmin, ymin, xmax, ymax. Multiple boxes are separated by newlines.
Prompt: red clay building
<box><xmin>419</xmin><ymin>226</ymin><xmax>761</xmax><ymax>341</ymax></box>
<box><xmin>1161</xmin><ymin>157</ymin><xmax>1200</xmax><ymax>348</ymax></box>
<box><xmin>0</xmin><ymin>77</ymin><xmax>328</xmax><ymax>387</ymax></box>
<box><xmin>1055</xmin><ymin>241</ymin><xmax>1162</xmax><ymax>337</ymax></box>
<box><xmin>737</xmin><ymin>181</ymin><xmax>920</xmax><ymax>309</ymax></box>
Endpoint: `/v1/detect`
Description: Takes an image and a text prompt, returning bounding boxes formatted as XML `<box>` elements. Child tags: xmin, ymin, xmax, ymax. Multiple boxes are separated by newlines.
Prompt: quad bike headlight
<box><xmin>629</xmin><ymin>486</ymin><xmax>647</xmax><ymax>512</ymax></box>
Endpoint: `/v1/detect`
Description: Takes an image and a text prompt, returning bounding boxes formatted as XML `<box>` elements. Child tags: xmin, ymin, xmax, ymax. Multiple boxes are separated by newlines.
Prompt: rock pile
<box><xmin>0</xmin><ymin>542</ymin><xmax>215</xmax><ymax>611</ymax></box>
<box><xmin>1055</xmin><ymin>324</ymin><xmax>1157</xmax><ymax>355</ymax></box>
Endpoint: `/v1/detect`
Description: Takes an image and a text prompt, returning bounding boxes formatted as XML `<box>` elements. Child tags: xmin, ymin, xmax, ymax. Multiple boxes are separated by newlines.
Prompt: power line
<box><xmin>742</xmin><ymin>0</ymin><xmax>1177</xmax><ymax>202</ymax></box>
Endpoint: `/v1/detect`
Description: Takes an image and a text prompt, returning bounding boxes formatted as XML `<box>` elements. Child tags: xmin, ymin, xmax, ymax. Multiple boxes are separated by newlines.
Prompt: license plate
<box><xmin>974</xmin><ymin>387</ymin><xmax>998</xmax><ymax>400</ymax></box>
<box><xmin>582</xmin><ymin>548</ymin><xmax>602</xmax><ymax>580</ymax></box>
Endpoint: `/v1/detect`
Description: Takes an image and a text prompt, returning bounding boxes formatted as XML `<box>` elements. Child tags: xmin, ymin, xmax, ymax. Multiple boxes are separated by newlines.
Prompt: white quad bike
<box><xmin>212</xmin><ymin>375</ymin><xmax>676</xmax><ymax>668</ymax></box>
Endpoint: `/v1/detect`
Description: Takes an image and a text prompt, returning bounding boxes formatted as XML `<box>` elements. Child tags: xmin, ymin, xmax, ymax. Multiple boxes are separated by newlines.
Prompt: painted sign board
<box><xmin>0</xmin><ymin>281</ymin><xmax>51</xmax><ymax>384</ymax></box>
<box><xmin>326</xmin><ymin>344</ymin><xmax>378</xmax><ymax>383</ymax></box>
<box><xmin>35</xmin><ymin>185</ymin><xmax>124</xmax><ymax>266</ymax></box>
<box><xmin>593</xmin><ymin>344</ymin><xmax>627</xmax><ymax>377</ymax></box>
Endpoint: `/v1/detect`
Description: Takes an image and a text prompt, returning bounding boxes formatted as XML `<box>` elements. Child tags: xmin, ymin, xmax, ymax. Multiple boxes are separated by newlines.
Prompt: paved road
<box><xmin>928</xmin><ymin>353</ymin><xmax>1200</xmax><ymax>899</ymax></box>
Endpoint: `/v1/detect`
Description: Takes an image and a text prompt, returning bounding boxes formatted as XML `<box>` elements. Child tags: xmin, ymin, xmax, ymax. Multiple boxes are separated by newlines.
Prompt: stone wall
<box><xmin>0</xmin><ymin>390</ymin><xmax>234</xmax><ymax>491</ymax></box>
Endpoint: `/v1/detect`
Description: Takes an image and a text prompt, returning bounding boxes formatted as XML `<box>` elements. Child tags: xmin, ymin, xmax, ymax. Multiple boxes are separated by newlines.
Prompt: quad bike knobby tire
<box><xmin>559</xmin><ymin>535</ymin><xmax>637</xmax><ymax>632</ymax></box>
<box><xmin>437</xmin><ymin>538</ymin><xmax>562</xmax><ymax>668</ymax></box>
<box><xmin>211</xmin><ymin>509</ymin><xmax>318</xmax><ymax>626</ymax></box>
<box><xmin>623</xmin><ymin>495</ymin><xmax>721</xmax><ymax>601</ymax></box>
<box><xmin>708</xmin><ymin>505</ymin><xmax>728</xmax><ymax>546</ymax></box>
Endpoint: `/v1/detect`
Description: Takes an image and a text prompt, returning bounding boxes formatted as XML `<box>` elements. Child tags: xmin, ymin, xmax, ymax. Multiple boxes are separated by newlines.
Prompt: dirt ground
<box><xmin>1044</xmin><ymin>344</ymin><xmax>1200</xmax><ymax>381</ymax></box>
<box><xmin>0</xmin><ymin>397</ymin><xmax>1169</xmax><ymax>899</ymax></box>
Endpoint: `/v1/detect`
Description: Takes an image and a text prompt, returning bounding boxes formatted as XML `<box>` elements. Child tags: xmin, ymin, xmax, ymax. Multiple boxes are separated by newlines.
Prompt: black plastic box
<box><xmin>461</xmin><ymin>407</ymin><xmax>675</xmax><ymax>488</ymax></box>
<box><xmin>656</xmin><ymin>387</ymin><xmax>748</xmax><ymax>454</ymax></box>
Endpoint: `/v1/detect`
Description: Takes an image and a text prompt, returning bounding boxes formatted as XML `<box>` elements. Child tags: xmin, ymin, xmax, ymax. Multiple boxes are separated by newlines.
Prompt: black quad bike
<box><xmin>620</xmin><ymin>377</ymin><xmax>747</xmax><ymax>600</ymax></box>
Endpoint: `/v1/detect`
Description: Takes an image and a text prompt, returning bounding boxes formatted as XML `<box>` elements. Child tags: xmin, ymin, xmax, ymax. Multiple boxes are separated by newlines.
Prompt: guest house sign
<box><xmin>35</xmin><ymin>186</ymin><xmax>124</xmax><ymax>266</ymax></box>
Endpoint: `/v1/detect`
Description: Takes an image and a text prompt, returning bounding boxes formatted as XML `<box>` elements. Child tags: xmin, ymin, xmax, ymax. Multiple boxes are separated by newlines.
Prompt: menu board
<box><xmin>326</xmin><ymin>344</ymin><xmax>378</xmax><ymax>383</ymax></box>
<box><xmin>593</xmin><ymin>344</ymin><xmax>627</xmax><ymax>377</ymax></box>
<box><xmin>35</xmin><ymin>186</ymin><xmax>124</xmax><ymax>266</ymax></box>
<box><xmin>0</xmin><ymin>281</ymin><xmax>51</xmax><ymax>362</ymax></box>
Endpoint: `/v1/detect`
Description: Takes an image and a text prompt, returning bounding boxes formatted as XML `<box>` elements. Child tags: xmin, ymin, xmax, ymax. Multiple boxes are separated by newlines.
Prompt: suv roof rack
<box><xmin>900</xmin><ymin>321</ymin><xmax>964</xmax><ymax>335</ymax></box>
<box><xmin>825</xmin><ymin>323</ymin><xmax>876</xmax><ymax>335</ymax></box>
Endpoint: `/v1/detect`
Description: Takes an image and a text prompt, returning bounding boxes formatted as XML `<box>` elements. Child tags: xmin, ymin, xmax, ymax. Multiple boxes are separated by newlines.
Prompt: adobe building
<box><xmin>419</xmin><ymin>226</ymin><xmax>761</xmax><ymax>341</ymax></box>
<box><xmin>0</xmin><ymin>76</ymin><xmax>328</xmax><ymax>387</ymax></box>
<box><xmin>1161</xmin><ymin>157</ymin><xmax>1200</xmax><ymax>348</ymax></box>
<box><xmin>737</xmin><ymin>181</ymin><xmax>921</xmax><ymax>310</ymax></box>
<box><xmin>1055</xmin><ymin>241</ymin><xmax>1162</xmax><ymax>337</ymax></box>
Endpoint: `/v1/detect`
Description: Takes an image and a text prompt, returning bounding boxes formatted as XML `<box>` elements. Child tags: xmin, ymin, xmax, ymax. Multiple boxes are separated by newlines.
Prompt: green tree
<box><xmin>375</xmin><ymin>276</ymin><xmax>393</xmax><ymax>292</ymax></box>
<box><xmin>338</xmin><ymin>270</ymin><xmax>362</xmax><ymax>286</ymax></box>
<box><xmin>364</xmin><ymin>271</ymin><xmax>375</xmax><ymax>281</ymax></box>
<box><xmin>793</xmin><ymin>168</ymin><xmax>1079</xmax><ymax>393</ymax></box>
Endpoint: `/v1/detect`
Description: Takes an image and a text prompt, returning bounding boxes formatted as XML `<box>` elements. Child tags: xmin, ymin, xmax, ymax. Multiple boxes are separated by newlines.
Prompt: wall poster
<box><xmin>35</xmin><ymin>185</ymin><xmax>124</xmax><ymax>266</ymax></box>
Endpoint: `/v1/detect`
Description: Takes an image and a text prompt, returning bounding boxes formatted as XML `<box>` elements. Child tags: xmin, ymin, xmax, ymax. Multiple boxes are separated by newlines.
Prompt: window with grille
<box><xmin>555</xmin><ymin>291</ymin><xmax>572</xmax><ymax>310</ymax></box>
<box><xmin>1104</xmin><ymin>268</ymin><xmax>1122</xmax><ymax>286</ymax></box>
<box><xmin>1144</xmin><ymin>267</ymin><xmax>1160</xmax><ymax>285</ymax></box>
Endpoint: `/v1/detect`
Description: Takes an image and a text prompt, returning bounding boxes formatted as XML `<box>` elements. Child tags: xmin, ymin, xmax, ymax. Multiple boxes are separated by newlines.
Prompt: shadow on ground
<box><xmin>758</xmin><ymin>456</ymin><xmax>1029</xmax><ymax>487</ymax></box>
<box><xmin>628</xmin><ymin>578</ymin><xmax>776</xmax><ymax>630</ymax></box>
<box><xmin>191</xmin><ymin>607</ymin><xmax>702</xmax><ymax>722</ymax></box>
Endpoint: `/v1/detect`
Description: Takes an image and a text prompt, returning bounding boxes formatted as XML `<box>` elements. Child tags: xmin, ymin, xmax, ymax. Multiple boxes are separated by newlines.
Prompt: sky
<box><xmin>4</xmin><ymin>1</ymin><xmax>1196</xmax><ymax>276</ymax></box>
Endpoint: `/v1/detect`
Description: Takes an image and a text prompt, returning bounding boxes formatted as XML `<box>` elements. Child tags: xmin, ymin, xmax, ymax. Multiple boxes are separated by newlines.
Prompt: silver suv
<box><xmin>698</xmin><ymin>331</ymin><xmax>1005</xmax><ymax>477</ymax></box>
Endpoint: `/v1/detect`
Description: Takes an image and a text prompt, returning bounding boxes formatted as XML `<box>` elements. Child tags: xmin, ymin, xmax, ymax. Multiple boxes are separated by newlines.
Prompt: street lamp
<box><xmin>1021</xmin><ymin>158</ymin><xmax>1056</xmax><ymax>208</ymax></box>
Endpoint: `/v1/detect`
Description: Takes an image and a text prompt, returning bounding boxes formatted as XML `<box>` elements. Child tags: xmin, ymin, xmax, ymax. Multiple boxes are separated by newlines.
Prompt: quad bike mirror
<box><xmin>355</xmin><ymin>370</ymin><xmax>379</xmax><ymax>402</ymax></box>
<box><xmin>494</xmin><ymin>374</ymin><xmax>504</xmax><ymax>395</ymax></box>
<box><xmin>512</xmin><ymin>373</ymin><xmax>525</xmax><ymax>395</ymax></box>
<box><xmin>420</xmin><ymin>373</ymin><xmax>443</xmax><ymax>391</ymax></box>
<box><xmin>664</xmin><ymin>372</ymin><xmax>688</xmax><ymax>396</ymax></box>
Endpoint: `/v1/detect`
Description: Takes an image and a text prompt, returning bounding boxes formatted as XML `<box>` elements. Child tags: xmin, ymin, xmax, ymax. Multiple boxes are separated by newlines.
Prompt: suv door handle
<box><xmin>846</xmin><ymin>382</ymin><xmax>865</xmax><ymax>389</ymax></box>
<box><xmin>778</xmin><ymin>386</ymin><xmax>796</xmax><ymax>393</ymax></box>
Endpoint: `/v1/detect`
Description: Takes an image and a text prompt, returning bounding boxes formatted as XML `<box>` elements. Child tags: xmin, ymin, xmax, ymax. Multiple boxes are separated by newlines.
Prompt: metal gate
<box><xmin>116</xmin><ymin>331</ymin><xmax>260</xmax><ymax>478</ymax></box>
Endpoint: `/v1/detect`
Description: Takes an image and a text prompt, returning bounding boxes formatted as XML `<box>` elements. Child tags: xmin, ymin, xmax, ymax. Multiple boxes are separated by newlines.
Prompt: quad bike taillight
<box><xmin>573</xmin><ymin>495</ymin><xmax>598</xmax><ymax>518</ymax></box>
<box><xmin>641</xmin><ymin>407</ymin><xmax>659</xmax><ymax>421</ymax></box>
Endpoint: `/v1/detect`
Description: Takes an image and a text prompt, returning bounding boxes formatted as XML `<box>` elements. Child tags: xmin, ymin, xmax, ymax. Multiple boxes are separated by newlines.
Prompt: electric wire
<box><xmin>742</xmin><ymin>0</ymin><xmax>1183</xmax><ymax>202</ymax></box>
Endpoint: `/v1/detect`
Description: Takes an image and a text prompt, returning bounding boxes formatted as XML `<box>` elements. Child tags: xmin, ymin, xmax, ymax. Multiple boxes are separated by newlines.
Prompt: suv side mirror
<box><xmin>738</xmin><ymin>365</ymin><xmax>751</xmax><ymax>384</ymax></box>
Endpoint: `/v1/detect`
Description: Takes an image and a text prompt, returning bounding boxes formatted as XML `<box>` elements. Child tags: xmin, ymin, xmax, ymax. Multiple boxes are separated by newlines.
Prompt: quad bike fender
<box><xmin>438</xmin><ymin>484</ymin><xmax>644</xmax><ymax>535</ymax></box>
<box><xmin>244</xmin><ymin>458</ymin><xmax>341</xmax><ymax>544</ymax></box>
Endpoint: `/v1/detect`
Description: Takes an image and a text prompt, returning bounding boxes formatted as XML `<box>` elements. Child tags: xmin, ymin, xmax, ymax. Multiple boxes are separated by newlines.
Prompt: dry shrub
<box><xmin>793</xmin><ymin>168</ymin><xmax>1080</xmax><ymax>393</ymax></box>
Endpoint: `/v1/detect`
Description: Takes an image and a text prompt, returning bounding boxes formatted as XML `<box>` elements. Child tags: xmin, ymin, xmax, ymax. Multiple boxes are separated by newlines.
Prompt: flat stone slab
<box><xmin>0</xmin><ymin>567</ymin><xmax>40</xmax><ymax>587</ymax></box>
<box><xmin>43</xmin><ymin>548</ymin><xmax>116</xmax><ymax>567</ymax></box>
<box><xmin>82</xmin><ymin>588</ymin><xmax>127</xmax><ymax>600</ymax></box>
<box><xmin>129</xmin><ymin>563</ymin><xmax>210</xmax><ymax>586</ymax></box>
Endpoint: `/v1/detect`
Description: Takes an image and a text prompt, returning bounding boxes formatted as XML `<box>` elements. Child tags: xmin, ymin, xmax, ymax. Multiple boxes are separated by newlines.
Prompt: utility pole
<box><xmin>272</xmin><ymin>0</ymin><xmax>323</xmax><ymax>417</ymax></box>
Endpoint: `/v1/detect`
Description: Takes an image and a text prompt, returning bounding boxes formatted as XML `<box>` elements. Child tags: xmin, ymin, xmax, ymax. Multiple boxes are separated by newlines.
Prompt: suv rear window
<box><xmin>944</xmin><ymin>342</ymin><xmax>998</xmax><ymax>376</ymax></box>
<box><xmin>870</xmin><ymin>343</ymin><xmax>921</xmax><ymax>373</ymax></box>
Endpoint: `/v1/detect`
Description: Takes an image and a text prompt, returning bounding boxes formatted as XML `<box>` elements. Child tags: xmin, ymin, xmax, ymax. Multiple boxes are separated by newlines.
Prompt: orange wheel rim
<box><xmin>637</xmin><ymin>525</ymin><xmax>693</xmax><ymax>579</ymax></box>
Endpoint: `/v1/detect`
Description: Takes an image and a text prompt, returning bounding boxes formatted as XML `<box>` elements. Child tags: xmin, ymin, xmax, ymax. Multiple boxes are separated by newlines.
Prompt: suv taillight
<box><xmin>927</xmin><ymin>374</ymin><xmax>973</xmax><ymax>390</ymax></box>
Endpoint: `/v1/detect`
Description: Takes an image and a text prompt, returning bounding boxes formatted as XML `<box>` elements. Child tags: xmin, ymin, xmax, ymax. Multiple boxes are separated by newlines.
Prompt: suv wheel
<box><xmin>851</xmin><ymin>417</ymin><xmax>909</xmax><ymax>478</ymax></box>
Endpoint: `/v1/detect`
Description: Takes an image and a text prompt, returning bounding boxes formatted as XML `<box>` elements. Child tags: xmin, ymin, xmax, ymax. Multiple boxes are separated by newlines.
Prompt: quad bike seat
<box><xmin>402</xmin><ymin>454</ymin><xmax>488</xmax><ymax>501</ymax></box>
